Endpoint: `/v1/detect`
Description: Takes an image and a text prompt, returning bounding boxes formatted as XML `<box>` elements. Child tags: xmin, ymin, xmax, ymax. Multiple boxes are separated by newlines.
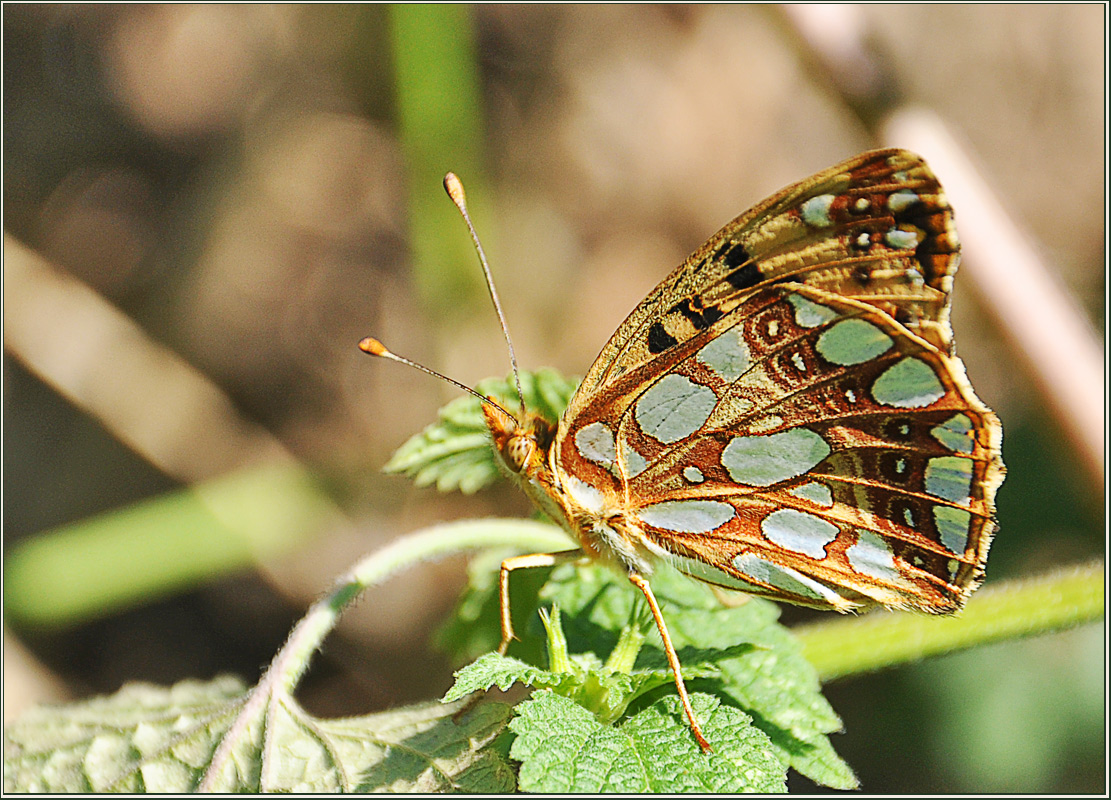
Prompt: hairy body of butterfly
<box><xmin>480</xmin><ymin>149</ymin><xmax>1004</xmax><ymax>752</ymax></box>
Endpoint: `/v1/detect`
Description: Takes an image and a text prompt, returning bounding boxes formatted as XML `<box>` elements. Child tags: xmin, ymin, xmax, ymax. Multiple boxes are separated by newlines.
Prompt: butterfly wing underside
<box><xmin>555</xmin><ymin>149</ymin><xmax>1004</xmax><ymax>613</ymax></box>
<box><xmin>572</xmin><ymin>148</ymin><xmax>961</xmax><ymax>404</ymax></box>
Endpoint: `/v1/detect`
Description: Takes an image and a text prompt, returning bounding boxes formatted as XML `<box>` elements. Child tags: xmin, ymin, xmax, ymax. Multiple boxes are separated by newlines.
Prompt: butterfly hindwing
<box><xmin>557</xmin><ymin>279</ymin><xmax>1002</xmax><ymax>613</ymax></box>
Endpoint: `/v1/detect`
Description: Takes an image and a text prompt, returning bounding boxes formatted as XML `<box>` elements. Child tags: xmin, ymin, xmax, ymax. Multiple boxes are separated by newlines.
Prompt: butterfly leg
<box><xmin>497</xmin><ymin>549</ymin><xmax>582</xmax><ymax>654</ymax></box>
<box><xmin>628</xmin><ymin>572</ymin><xmax>713</xmax><ymax>753</ymax></box>
<box><xmin>451</xmin><ymin>549</ymin><xmax>581</xmax><ymax>725</ymax></box>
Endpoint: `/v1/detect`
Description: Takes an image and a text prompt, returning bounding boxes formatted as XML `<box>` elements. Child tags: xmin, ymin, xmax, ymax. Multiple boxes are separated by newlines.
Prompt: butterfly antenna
<box><xmin>358</xmin><ymin>337</ymin><xmax>517</xmax><ymax>424</ymax></box>
<box><xmin>443</xmin><ymin>172</ymin><xmax>528</xmax><ymax>421</ymax></box>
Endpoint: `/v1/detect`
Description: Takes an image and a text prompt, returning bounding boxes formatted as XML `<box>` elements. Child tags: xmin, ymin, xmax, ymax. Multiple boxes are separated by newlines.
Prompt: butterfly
<box><xmin>362</xmin><ymin>149</ymin><xmax>1005</xmax><ymax>752</ymax></box>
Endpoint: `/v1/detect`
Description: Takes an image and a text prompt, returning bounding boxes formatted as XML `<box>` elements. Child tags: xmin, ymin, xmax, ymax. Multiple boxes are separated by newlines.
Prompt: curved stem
<box><xmin>201</xmin><ymin>518</ymin><xmax>571</xmax><ymax>790</ymax></box>
<box><xmin>268</xmin><ymin>518</ymin><xmax>573</xmax><ymax>695</ymax></box>
<box><xmin>794</xmin><ymin>559</ymin><xmax>1104</xmax><ymax>681</ymax></box>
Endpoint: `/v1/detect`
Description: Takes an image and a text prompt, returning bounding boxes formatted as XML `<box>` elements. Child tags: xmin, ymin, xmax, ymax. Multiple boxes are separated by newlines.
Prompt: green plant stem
<box><xmin>794</xmin><ymin>559</ymin><xmax>1104</xmax><ymax>681</ymax></box>
<box><xmin>270</xmin><ymin>519</ymin><xmax>573</xmax><ymax>695</ymax></box>
<box><xmin>605</xmin><ymin>614</ymin><xmax>648</xmax><ymax>675</ymax></box>
<box><xmin>201</xmin><ymin>519</ymin><xmax>572</xmax><ymax>790</ymax></box>
<box><xmin>3</xmin><ymin>465</ymin><xmax>334</xmax><ymax>629</ymax></box>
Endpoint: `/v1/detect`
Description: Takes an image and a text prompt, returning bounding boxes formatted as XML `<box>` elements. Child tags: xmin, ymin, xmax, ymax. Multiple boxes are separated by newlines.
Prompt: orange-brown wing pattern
<box><xmin>569</xmin><ymin>149</ymin><xmax>961</xmax><ymax>416</ymax></box>
<box><xmin>558</xmin><ymin>282</ymin><xmax>1002</xmax><ymax>612</ymax></box>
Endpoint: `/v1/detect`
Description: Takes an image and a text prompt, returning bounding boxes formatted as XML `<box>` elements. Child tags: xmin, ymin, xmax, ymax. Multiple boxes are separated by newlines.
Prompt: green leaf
<box><xmin>383</xmin><ymin>369</ymin><xmax>578</xmax><ymax>494</ymax></box>
<box><xmin>442</xmin><ymin>607</ymin><xmax>742</xmax><ymax>725</ymax></box>
<box><xmin>425</xmin><ymin>517</ymin><xmax>855</xmax><ymax>787</ymax></box>
<box><xmin>434</xmin><ymin>547</ymin><xmax>518</xmax><ymax>660</ymax></box>
<box><xmin>539</xmin><ymin>562</ymin><xmax>858</xmax><ymax>789</ymax></box>
<box><xmin>443</xmin><ymin>652</ymin><xmax>570</xmax><ymax>701</ymax></box>
<box><xmin>443</xmin><ymin>649</ymin><xmax>642</xmax><ymax>715</ymax></box>
<box><xmin>431</xmin><ymin>521</ymin><xmax>855</xmax><ymax>788</ymax></box>
<box><xmin>4</xmin><ymin>677</ymin><xmax>515</xmax><ymax>793</ymax></box>
<box><xmin>508</xmin><ymin>690</ymin><xmax>787</xmax><ymax>793</ymax></box>
<box><xmin>4</xmin><ymin>676</ymin><xmax>246</xmax><ymax>792</ymax></box>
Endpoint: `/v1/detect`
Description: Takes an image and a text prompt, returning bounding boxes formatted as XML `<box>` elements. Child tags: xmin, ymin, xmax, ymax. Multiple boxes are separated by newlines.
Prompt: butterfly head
<box><xmin>482</xmin><ymin>400</ymin><xmax>555</xmax><ymax>477</ymax></box>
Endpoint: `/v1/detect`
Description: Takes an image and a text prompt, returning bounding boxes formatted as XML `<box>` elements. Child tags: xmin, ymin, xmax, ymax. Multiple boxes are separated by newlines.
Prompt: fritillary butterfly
<box><xmin>363</xmin><ymin>149</ymin><xmax>1005</xmax><ymax>752</ymax></box>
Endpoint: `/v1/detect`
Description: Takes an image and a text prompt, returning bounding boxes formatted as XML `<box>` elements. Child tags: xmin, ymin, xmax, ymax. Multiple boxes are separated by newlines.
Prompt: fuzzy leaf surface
<box><xmin>541</xmin><ymin>562</ymin><xmax>858</xmax><ymax>789</ymax></box>
<box><xmin>443</xmin><ymin>648</ymin><xmax>726</xmax><ymax>726</ymax></box>
<box><xmin>509</xmin><ymin>690</ymin><xmax>786</xmax><ymax>793</ymax></box>
<box><xmin>4</xmin><ymin>677</ymin><xmax>514</xmax><ymax>793</ymax></box>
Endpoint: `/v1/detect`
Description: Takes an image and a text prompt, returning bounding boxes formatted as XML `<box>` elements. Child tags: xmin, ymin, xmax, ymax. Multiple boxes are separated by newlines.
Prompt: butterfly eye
<box><xmin>503</xmin><ymin>434</ymin><xmax>536</xmax><ymax>473</ymax></box>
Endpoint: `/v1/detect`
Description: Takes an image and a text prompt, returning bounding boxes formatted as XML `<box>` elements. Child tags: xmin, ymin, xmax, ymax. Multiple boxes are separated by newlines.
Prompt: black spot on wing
<box><xmin>891</xmin><ymin>194</ymin><xmax>958</xmax><ymax>281</ymax></box>
<box><xmin>882</xmin><ymin>416</ymin><xmax>916</xmax><ymax>442</ymax></box>
<box><xmin>648</xmin><ymin>320</ymin><xmax>679</xmax><ymax>354</ymax></box>
<box><xmin>709</xmin><ymin>239</ymin><xmax>732</xmax><ymax>260</ymax></box>
<box><xmin>671</xmin><ymin>298</ymin><xmax>724</xmax><ymax>330</ymax></box>
<box><xmin>894</xmin><ymin>307</ymin><xmax>914</xmax><ymax>326</ymax></box>
<box><xmin>721</xmin><ymin>242</ymin><xmax>751</xmax><ymax>271</ymax></box>
<box><xmin>725</xmin><ymin>262</ymin><xmax>760</xmax><ymax>291</ymax></box>
<box><xmin>891</xmin><ymin>195</ymin><xmax>929</xmax><ymax>229</ymax></box>
<box><xmin>879</xmin><ymin>451</ymin><xmax>912</xmax><ymax>485</ymax></box>
<box><xmin>699</xmin><ymin>304</ymin><xmax>724</xmax><ymax>326</ymax></box>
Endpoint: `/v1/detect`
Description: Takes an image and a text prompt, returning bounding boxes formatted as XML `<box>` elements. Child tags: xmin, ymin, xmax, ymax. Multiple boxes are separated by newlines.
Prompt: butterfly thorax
<box><xmin>482</xmin><ymin>400</ymin><xmax>653</xmax><ymax>575</ymax></box>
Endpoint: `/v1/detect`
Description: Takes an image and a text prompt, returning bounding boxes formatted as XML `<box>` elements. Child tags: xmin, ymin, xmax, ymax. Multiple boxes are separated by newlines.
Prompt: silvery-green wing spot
<box><xmin>569</xmin><ymin>149</ymin><xmax>961</xmax><ymax>416</ymax></box>
<box><xmin>557</xmin><ymin>284</ymin><xmax>1003</xmax><ymax>613</ymax></box>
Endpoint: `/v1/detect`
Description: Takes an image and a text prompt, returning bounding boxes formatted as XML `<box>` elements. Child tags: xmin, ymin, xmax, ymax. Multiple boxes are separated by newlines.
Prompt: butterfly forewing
<box><xmin>571</xmin><ymin>149</ymin><xmax>961</xmax><ymax>410</ymax></box>
<box><xmin>555</xmin><ymin>149</ymin><xmax>1002</xmax><ymax>615</ymax></box>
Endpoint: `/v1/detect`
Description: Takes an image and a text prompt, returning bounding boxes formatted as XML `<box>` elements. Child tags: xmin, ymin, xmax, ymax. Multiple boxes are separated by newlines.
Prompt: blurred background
<box><xmin>3</xmin><ymin>5</ymin><xmax>1104</xmax><ymax>792</ymax></box>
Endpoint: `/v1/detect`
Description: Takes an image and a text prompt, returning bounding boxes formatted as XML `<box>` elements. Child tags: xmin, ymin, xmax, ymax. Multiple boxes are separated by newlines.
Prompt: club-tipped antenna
<box><xmin>358</xmin><ymin>336</ymin><xmax>516</xmax><ymax>424</ymax></box>
<box><xmin>443</xmin><ymin>172</ymin><xmax>527</xmax><ymax>421</ymax></box>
